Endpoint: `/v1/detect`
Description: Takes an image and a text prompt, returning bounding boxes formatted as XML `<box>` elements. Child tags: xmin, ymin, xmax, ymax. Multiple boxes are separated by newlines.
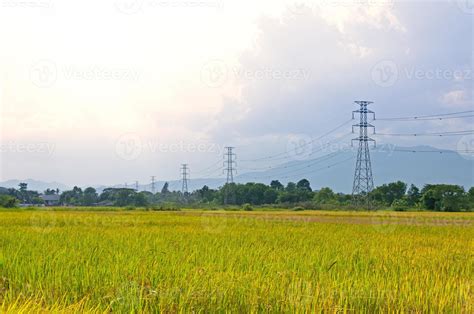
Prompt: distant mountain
<box><xmin>2</xmin><ymin>146</ymin><xmax>473</xmax><ymax>194</ymax></box>
<box><xmin>0</xmin><ymin>179</ymin><xmax>70</xmax><ymax>193</ymax></box>
<box><xmin>233</xmin><ymin>145</ymin><xmax>474</xmax><ymax>193</ymax></box>
<box><xmin>129</xmin><ymin>146</ymin><xmax>474</xmax><ymax>194</ymax></box>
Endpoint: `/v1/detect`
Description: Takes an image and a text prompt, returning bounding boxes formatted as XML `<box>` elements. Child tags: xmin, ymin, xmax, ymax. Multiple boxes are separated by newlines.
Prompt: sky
<box><xmin>0</xmin><ymin>0</ymin><xmax>472</xmax><ymax>187</ymax></box>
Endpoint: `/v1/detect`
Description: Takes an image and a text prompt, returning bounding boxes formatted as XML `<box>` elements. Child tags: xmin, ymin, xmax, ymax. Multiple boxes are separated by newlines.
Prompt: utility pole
<box><xmin>151</xmin><ymin>176</ymin><xmax>156</xmax><ymax>194</ymax></box>
<box><xmin>223</xmin><ymin>147</ymin><xmax>236</xmax><ymax>205</ymax></box>
<box><xmin>181</xmin><ymin>164</ymin><xmax>189</xmax><ymax>194</ymax></box>
<box><xmin>224</xmin><ymin>147</ymin><xmax>236</xmax><ymax>184</ymax></box>
<box><xmin>352</xmin><ymin>101</ymin><xmax>376</xmax><ymax>210</ymax></box>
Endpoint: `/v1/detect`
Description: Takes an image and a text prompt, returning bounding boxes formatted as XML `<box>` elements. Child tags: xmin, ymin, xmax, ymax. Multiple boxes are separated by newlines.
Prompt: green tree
<box><xmin>134</xmin><ymin>192</ymin><xmax>149</xmax><ymax>207</ymax></box>
<box><xmin>371</xmin><ymin>181</ymin><xmax>407</xmax><ymax>206</ymax></box>
<box><xmin>263</xmin><ymin>189</ymin><xmax>278</xmax><ymax>204</ymax></box>
<box><xmin>161</xmin><ymin>182</ymin><xmax>170</xmax><ymax>194</ymax></box>
<box><xmin>19</xmin><ymin>183</ymin><xmax>27</xmax><ymax>192</ymax></box>
<box><xmin>296</xmin><ymin>179</ymin><xmax>312</xmax><ymax>192</ymax></box>
<box><xmin>421</xmin><ymin>184</ymin><xmax>467</xmax><ymax>212</ymax></box>
<box><xmin>314</xmin><ymin>187</ymin><xmax>335</xmax><ymax>204</ymax></box>
<box><xmin>0</xmin><ymin>195</ymin><xmax>18</xmax><ymax>208</ymax></box>
<box><xmin>468</xmin><ymin>187</ymin><xmax>474</xmax><ymax>209</ymax></box>
<box><xmin>270</xmin><ymin>180</ymin><xmax>284</xmax><ymax>190</ymax></box>
<box><xmin>82</xmin><ymin>187</ymin><xmax>98</xmax><ymax>206</ymax></box>
<box><xmin>286</xmin><ymin>182</ymin><xmax>296</xmax><ymax>192</ymax></box>
<box><xmin>44</xmin><ymin>188</ymin><xmax>56</xmax><ymax>195</ymax></box>
<box><xmin>406</xmin><ymin>184</ymin><xmax>421</xmax><ymax>206</ymax></box>
<box><xmin>197</xmin><ymin>185</ymin><xmax>218</xmax><ymax>203</ymax></box>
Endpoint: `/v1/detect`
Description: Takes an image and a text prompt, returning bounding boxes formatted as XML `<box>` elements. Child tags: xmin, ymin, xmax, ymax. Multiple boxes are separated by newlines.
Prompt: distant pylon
<box><xmin>151</xmin><ymin>176</ymin><xmax>156</xmax><ymax>194</ymax></box>
<box><xmin>181</xmin><ymin>164</ymin><xmax>189</xmax><ymax>194</ymax></box>
<box><xmin>352</xmin><ymin>101</ymin><xmax>376</xmax><ymax>209</ymax></box>
<box><xmin>135</xmin><ymin>181</ymin><xmax>139</xmax><ymax>191</ymax></box>
<box><xmin>224</xmin><ymin>147</ymin><xmax>236</xmax><ymax>184</ymax></box>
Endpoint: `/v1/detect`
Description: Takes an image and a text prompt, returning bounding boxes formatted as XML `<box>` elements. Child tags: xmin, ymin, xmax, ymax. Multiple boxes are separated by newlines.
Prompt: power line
<box><xmin>389</xmin><ymin>148</ymin><xmax>474</xmax><ymax>154</ymax></box>
<box><xmin>240</xmin><ymin>119</ymin><xmax>353</xmax><ymax>162</ymax></box>
<box><xmin>193</xmin><ymin>159</ymin><xmax>223</xmax><ymax>175</ymax></box>
<box><xmin>267</xmin><ymin>156</ymin><xmax>354</xmax><ymax>181</ymax></box>
<box><xmin>376</xmin><ymin>130</ymin><xmax>474</xmax><ymax>137</ymax></box>
<box><xmin>239</xmin><ymin>133</ymin><xmax>352</xmax><ymax>171</ymax></box>
<box><xmin>193</xmin><ymin>163</ymin><xmax>224</xmax><ymax>178</ymax></box>
<box><xmin>376</xmin><ymin>110</ymin><xmax>474</xmax><ymax>121</ymax></box>
<box><xmin>376</xmin><ymin>114</ymin><xmax>474</xmax><ymax>122</ymax></box>
<box><xmin>245</xmin><ymin>150</ymin><xmax>345</xmax><ymax>180</ymax></box>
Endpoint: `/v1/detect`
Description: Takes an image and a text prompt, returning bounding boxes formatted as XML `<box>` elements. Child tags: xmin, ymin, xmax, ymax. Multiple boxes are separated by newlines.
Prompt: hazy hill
<box><xmin>174</xmin><ymin>145</ymin><xmax>474</xmax><ymax>193</ymax></box>
<box><xmin>2</xmin><ymin>146</ymin><xmax>473</xmax><ymax>194</ymax></box>
<box><xmin>0</xmin><ymin>179</ymin><xmax>70</xmax><ymax>193</ymax></box>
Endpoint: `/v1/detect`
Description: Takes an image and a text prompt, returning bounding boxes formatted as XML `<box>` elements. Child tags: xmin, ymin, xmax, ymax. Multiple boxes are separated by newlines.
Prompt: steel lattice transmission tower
<box><xmin>181</xmin><ymin>164</ymin><xmax>189</xmax><ymax>194</ymax></box>
<box><xmin>224</xmin><ymin>147</ymin><xmax>236</xmax><ymax>184</ymax></box>
<box><xmin>352</xmin><ymin>101</ymin><xmax>376</xmax><ymax>209</ymax></box>
<box><xmin>223</xmin><ymin>147</ymin><xmax>236</xmax><ymax>205</ymax></box>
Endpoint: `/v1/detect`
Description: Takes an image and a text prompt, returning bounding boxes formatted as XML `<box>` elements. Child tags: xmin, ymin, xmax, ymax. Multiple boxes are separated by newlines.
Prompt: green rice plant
<box><xmin>0</xmin><ymin>209</ymin><xmax>472</xmax><ymax>312</ymax></box>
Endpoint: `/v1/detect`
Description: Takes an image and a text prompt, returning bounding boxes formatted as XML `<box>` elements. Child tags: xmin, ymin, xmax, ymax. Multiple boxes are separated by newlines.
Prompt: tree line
<box><xmin>1</xmin><ymin>180</ymin><xmax>473</xmax><ymax>212</ymax></box>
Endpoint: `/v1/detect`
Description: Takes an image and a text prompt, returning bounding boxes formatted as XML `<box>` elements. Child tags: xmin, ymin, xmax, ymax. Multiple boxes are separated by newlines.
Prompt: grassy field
<box><xmin>0</xmin><ymin>209</ymin><xmax>472</xmax><ymax>312</ymax></box>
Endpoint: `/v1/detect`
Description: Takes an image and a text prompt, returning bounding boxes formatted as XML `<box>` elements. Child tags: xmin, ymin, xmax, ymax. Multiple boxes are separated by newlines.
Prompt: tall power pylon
<box><xmin>151</xmin><ymin>176</ymin><xmax>156</xmax><ymax>194</ymax></box>
<box><xmin>181</xmin><ymin>164</ymin><xmax>189</xmax><ymax>194</ymax></box>
<box><xmin>135</xmin><ymin>181</ymin><xmax>139</xmax><ymax>191</ymax></box>
<box><xmin>352</xmin><ymin>101</ymin><xmax>376</xmax><ymax>209</ymax></box>
<box><xmin>224</xmin><ymin>147</ymin><xmax>236</xmax><ymax>184</ymax></box>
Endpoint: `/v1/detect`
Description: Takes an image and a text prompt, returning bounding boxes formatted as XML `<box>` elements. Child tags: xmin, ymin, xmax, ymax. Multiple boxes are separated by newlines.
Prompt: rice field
<box><xmin>0</xmin><ymin>209</ymin><xmax>472</xmax><ymax>312</ymax></box>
